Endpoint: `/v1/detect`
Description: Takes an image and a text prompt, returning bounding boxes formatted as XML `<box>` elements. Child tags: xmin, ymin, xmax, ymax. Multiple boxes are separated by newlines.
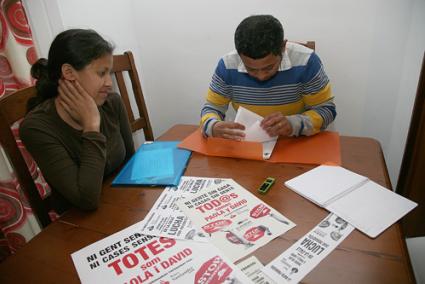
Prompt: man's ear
<box><xmin>61</xmin><ymin>64</ymin><xmax>77</xmax><ymax>81</ymax></box>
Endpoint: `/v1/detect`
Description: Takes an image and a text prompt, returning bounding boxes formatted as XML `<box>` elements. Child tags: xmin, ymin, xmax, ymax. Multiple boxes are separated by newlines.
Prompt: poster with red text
<box><xmin>71</xmin><ymin>221</ymin><xmax>252</xmax><ymax>284</ymax></box>
<box><xmin>139</xmin><ymin>177</ymin><xmax>230</xmax><ymax>242</ymax></box>
<box><xmin>176</xmin><ymin>179</ymin><xmax>296</xmax><ymax>262</ymax></box>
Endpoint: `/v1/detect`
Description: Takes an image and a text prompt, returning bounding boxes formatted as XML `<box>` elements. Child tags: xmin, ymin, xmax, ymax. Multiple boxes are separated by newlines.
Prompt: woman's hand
<box><xmin>212</xmin><ymin>121</ymin><xmax>245</xmax><ymax>140</ymax></box>
<box><xmin>57</xmin><ymin>79</ymin><xmax>100</xmax><ymax>132</ymax></box>
<box><xmin>261</xmin><ymin>112</ymin><xmax>293</xmax><ymax>137</ymax></box>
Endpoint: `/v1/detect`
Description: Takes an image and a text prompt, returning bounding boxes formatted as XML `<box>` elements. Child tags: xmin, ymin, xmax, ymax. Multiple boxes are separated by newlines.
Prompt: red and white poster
<box><xmin>139</xmin><ymin>177</ymin><xmax>229</xmax><ymax>242</ymax></box>
<box><xmin>176</xmin><ymin>179</ymin><xmax>295</xmax><ymax>262</ymax></box>
<box><xmin>71</xmin><ymin>221</ymin><xmax>252</xmax><ymax>284</ymax></box>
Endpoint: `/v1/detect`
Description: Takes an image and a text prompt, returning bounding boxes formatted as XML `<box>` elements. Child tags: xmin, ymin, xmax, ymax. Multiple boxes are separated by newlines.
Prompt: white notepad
<box><xmin>285</xmin><ymin>165</ymin><xmax>417</xmax><ymax>238</ymax></box>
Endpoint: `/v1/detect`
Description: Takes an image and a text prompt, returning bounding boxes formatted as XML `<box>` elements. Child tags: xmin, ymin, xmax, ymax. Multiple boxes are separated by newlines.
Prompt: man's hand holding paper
<box><xmin>212</xmin><ymin>121</ymin><xmax>245</xmax><ymax>140</ymax></box>
<box><xmin>261</xmin><ymin>112</ymin><xmax>293</xmax><ymax>137</ymax></box>
<box><xmin>234</xmin><ymin>106</ymin><xmax>278</xmax><ymax>142</ymax></box>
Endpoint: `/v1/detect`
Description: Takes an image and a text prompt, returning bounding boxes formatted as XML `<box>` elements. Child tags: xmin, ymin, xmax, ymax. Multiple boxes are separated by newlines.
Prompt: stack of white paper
<box><xmin>285</xmin><ymin>165</ymin><xmax>417</xmax><ymax>238</ymax></box>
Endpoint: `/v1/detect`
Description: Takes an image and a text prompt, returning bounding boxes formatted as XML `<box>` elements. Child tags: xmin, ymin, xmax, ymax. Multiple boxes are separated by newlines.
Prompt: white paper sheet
<box><xmin>139</xmin><ymin>176</ymin><xmax>230</xmax><ymax>242</ymax></box>
<box><xmin>130</xmin><ymin>148</ymin><xmax>174</xmax><ymax>180</ymax></box>
<box><xmin>262</xmin><ymin>213</ymin><xmax>354</xmax><ymax>283</ymax></box>
<box><xmin>235</xmin><ymin>106</ymin><xmax>277</xmax><ymax>143</ymax></box>
<box><xmin>234</xmin><ymin>106</ymin><xmax>264</xmax><ymax>127</ymax></box>
<box><xmin>237</xmin><ymin>256</ymin><xmax>276</xmax><ymax>284</ymax></box>
<box><xmin>262</xmin><ymin>139</ymin><xmax>278</xmax><ymax>160</ymax></box>
<box><xmin>176</xmin><ymin>179</ymin><xmax>295</xmax><ymax>262</ymax></box>
<box><xmin>71</xmin><ymin>221</ymin><xmax>252</xmax><ymax>284</ymax></box>
<box><xmin>284</xmin><ymin>165</ymin><xmax>368</xmax><ymax>207</ymax></box>
<box><xmin>326</xmin><ymin>180</ymin><xmax>418</xmax><ymax>238</ymax></box>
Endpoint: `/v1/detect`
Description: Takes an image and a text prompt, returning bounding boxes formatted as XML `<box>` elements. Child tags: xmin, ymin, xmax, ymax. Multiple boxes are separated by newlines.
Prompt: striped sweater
<box><xmin>200</xmin><ymin>42</ymin><xmax>336</xmax><ymax>137</ymax></box>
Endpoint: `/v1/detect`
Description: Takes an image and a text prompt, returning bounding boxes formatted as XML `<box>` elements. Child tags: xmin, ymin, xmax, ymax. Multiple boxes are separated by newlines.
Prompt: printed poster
<box><xmin>71</xmin><ymin>221</ymin><xmax>252</xmax><ymax>284</ymax></box>
<box><xmin>176</xmin><ymin>179</ymin><xmax>295</xmax><ymax>262</ymax></box>
<box><xmin>237</xmin><ymin>256</ymin><xmax>276</xmax><ymax>284</ymax></box>
<box><xmin>262</xmin><ymin>213</ymin><xmax>354</xmax><ymax>283</ymax></box>
<box><xmin>139</xmin><ymin>177</ymin><xmax>229</xmax><ymax>242</ymax></box>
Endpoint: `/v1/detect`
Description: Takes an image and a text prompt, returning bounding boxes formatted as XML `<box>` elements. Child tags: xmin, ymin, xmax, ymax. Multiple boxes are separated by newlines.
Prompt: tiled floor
<box><xmin>407</xmin><ymin>237</ymin><xmax>425</xmax><ymax>284</ymax></box>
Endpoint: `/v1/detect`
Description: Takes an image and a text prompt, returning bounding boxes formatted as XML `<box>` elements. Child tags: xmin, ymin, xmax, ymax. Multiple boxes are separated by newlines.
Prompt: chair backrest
<box><xmin>297</xmin><ymin>40</ymin><xmax>315</xmax><ymax>51</ymax></box>
<box><xmin>112</xmin><ymin>51</ymin><xmax>154</xmax><ymax>141</ymax></box>
<box><xmin>0</xmin><ymin>87</ymin><xmax>51</xmax><ymax>228</ymax></box>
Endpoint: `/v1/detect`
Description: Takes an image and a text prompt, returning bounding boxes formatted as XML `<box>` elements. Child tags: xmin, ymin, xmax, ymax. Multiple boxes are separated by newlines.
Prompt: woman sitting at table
<box><xmin>20</xmin><ymin>29</ymin><xmax>135</xmax><ymax>213</ymax></box>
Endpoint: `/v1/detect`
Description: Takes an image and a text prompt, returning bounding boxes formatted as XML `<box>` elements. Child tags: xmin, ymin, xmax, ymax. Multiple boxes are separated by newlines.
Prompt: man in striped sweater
<box><xmin>200</xmin><ymin>15</ymin><xmax>336</xmax><ymax>140</ymax></box>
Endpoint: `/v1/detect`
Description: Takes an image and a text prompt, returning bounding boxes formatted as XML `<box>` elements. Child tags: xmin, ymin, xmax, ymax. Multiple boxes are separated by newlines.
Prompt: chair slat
<box><xmin>114</xmin><ymin>71</ymin><xmax>135</xmax><ymax>123</ymax></box>
<box><xmin>112</xmin><ymin>51</ymin><xmax>154</xmax><ymax>141</ymax></box>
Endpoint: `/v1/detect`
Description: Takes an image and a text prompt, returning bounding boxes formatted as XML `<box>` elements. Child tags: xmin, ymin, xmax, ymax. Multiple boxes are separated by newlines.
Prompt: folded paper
<box><xmin>235</xmin><ymin>107</ymin><xmax>277</xmax><ymax>143</ymax></box>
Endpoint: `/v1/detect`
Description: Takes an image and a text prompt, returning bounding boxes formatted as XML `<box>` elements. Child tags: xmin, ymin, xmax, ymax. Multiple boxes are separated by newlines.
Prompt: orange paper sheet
<box><xmin>178</xmin><ymin>128</ymin><xmax>341</xmax><ymax>165</ymax></box>
<box><xmin>267</xmin><ymin>132</ymin><xmax>341</xmax><ymax>165</ymax></box>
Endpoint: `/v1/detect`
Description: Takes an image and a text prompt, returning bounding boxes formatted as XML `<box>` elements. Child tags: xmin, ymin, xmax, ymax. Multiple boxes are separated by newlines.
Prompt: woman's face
<box><xmin>74</xmin><ymin>53</ymin><xmax>113</xmax><ymax>106</ymax></box>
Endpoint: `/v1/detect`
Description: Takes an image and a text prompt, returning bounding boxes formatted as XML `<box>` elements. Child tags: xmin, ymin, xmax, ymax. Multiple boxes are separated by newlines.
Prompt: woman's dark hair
<box><xmin>234</xmin><ymin>15</ymin><xmax>284</xmax><ymax>59</ymax></box>
<box><xmin>28</xmin><ymin>29</ymin><xmax>114</xmax><ymax>111</ymax></box>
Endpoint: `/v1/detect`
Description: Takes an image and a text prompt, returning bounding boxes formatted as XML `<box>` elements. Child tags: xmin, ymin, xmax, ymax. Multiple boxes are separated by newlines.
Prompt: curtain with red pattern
<box><xmin>0</xmin><ymin>0</ymin><xmax>51</xmax><ymax>262</ymax></box>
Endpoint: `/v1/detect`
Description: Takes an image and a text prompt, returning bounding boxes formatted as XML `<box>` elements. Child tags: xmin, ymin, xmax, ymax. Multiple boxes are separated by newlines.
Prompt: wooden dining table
<box><xmin>0</xmin><ymin>124</ymin><xmax>415</xmax><ymax>283</ymax></box>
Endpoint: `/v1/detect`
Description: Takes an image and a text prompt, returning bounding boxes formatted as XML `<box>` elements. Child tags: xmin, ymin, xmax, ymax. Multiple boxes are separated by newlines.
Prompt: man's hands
<box><xmin>212</xmin><ymin>121</ymin><xmax>245</xmax><ymax>140</ymax></box>
<box><xmin>211</xmin><ymin>112</ymin><xmax>293</xmax><ymax>140</ymax></box>
<box><xmin>57</xmin><ymin>79</ymin><xmax>100</xmax><ymax>132</ymax></box>
<box><xmin>261</xmin><ymin>112</ymin><xmax>293</xmax><ymax>137</ymax></box>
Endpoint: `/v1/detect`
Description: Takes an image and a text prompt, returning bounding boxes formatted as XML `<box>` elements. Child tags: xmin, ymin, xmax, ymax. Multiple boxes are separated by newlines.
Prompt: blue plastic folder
<box><xmin>112</xmin><ymin>141</ymin><xmax>192</xmax><ymax>187</ymax></box>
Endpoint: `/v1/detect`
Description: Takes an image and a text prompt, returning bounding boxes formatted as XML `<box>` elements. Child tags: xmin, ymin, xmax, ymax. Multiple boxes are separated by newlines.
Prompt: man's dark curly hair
<box><xmin>234</xmin><ymin>15</ymin><xmax>284</xmax><ymax>59</ymax></box>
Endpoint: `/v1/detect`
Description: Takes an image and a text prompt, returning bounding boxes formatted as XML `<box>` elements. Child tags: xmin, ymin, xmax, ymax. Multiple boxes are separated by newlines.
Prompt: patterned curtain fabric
<box><xmin>0</xmin><ymin>0</ymin><xmax>51</xmax><ymax>262</ymax></box>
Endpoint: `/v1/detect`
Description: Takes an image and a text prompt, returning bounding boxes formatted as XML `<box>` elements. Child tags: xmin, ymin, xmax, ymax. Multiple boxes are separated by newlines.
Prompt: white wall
<box><xmin>387</xmin><ymin>0</ymin><xmax>425</xmax><ymax>189</ymax></box>
<box><xmin>24</xmin><ymin>0</ymin><xmax>425</xmax><ymax>188</ymax></box>
<box><xmin>22</xmin><ymin>0</ymin><xmax>63</xmax><ymax>58</ymax></box>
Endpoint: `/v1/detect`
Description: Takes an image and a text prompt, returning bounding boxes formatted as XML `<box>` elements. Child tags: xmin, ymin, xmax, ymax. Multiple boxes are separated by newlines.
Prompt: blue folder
<box><xmin>112</xmin><ymin>141</ymin><xmax>191</xmax><ymax>187</ymax></box>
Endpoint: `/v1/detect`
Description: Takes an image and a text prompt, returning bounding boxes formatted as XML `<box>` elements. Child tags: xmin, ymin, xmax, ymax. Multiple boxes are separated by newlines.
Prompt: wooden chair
<box><xmin>297</xmin><ymin>40</ymin><xmax>315</xmax><ymax>51</ymax></box>
<box><xmin>304</xmin><ymin>41</ymin><xmax>315</xmax><ymax>50</ymax></box>
<box><xmin>0</xmin><ymin>87</ymin><xmax>51</xmax><ymax>228</ymax></box>
<box><xmin>112</xmin><ymin>51</ymin><xmax>154</xmax><ymax>140</ymax></box>
<box><xmin>0</xmin><ymin>52</ymin><xmax>153</xmax><ymax>228</ymax></box>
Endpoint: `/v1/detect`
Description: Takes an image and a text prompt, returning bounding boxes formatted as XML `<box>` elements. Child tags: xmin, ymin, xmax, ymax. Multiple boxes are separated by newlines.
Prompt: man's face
<box><xmin>240</xmin><ymin>53</ymin><xmax>282</xmax><ymax>81</ymax></box>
